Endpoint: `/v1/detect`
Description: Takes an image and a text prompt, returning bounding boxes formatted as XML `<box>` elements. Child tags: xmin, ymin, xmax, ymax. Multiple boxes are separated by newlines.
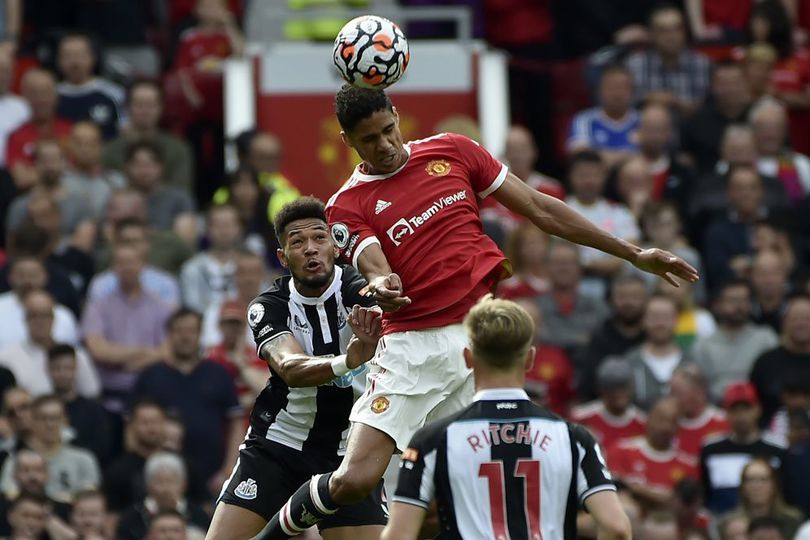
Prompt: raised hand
<box><xmin>367</xmin><ymin>273</ymin><xmax>412</xmax><ymax>312</ymax></box>
<box><xmin>632</xmin><ymin>248</ymin><xmax>699</xmax><ymax>286</ymax></box>
<box><xmin>348</xmin><ymin>305</ymin><xmax>383</xmax><ymax>344</ymax></box>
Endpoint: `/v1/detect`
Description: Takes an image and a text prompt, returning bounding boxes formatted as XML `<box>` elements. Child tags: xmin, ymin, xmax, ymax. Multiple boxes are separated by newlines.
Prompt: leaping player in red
<box><xmin>257</xmin><ymin>85</ymin><xmax>698</xmax><ymax>539</ymax></box>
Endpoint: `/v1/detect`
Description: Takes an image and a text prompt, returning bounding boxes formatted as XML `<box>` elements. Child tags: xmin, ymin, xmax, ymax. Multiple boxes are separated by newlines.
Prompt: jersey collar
<box><xmin>352</xmin><ymin>144</ymin><xmax>413</xmax><ymax>183</ymax></box>
<box><xmin>289</xmin><ymin>265</ymin><xmax>343</xmax><ymax>305</ymax></box>
<box><xmin>474</xmin><ymin>388</ymin><xmax>531</xmax><ymax>402</ymax></box>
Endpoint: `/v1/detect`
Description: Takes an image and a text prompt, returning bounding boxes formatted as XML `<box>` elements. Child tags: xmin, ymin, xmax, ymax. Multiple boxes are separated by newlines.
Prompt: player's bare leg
<box><xmin>255</xmin><ymin>423</ymin><xmax>396</xmax><ymax>539</ymax></box>
<box><xmin>329</xmin><ymin>423</ymin><xmax>396</xmax><ymax>504</ymax></box>
<box><xmin>320</xmin><ymin>525</ymin><xmax>384</xmax><ymax>540</ymax></box>
<box><xmin>205</xmin><ymin>503</ymin><xmax>267</xmax><ymax>540</ymax></box>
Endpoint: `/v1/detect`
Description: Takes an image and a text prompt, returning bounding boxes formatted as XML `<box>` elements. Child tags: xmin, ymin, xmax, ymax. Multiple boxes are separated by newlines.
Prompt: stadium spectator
<box><xmin>784</xmin><ymin>406</ymin><xmax>810</xmax><ymax>517</ymax></box>
<box><xmin>82</xmin><ymin>243</ymin><xmax>173</xmax><ymax>415</ymax></box>
<box><xmin>103</xmin><ymin>80</ymin><xmax>194</xmax><ymax>193</ymax></box>
<box><xmin>496</xmin><ymin>223</ymin><xmax>551</xmax><ymax>300</ymax></box>
<box><xmin>480</xmin><ymin>126</ymin><xmax>564</xmax><ymax>234</ymax></box>
<box><xmin>748</xmin><ymin>516</ymin><xmax>787</xmax><ymax>540</ymax></box>
<box><xmin>684</xmin><ymin>0</ymin><xmax>751</xmax><ymax>42</ymax></box>
<box><xmin>608</xmin><ymin>397</ymin><xmax>699</xmax><ymax>509</ymax></box>
<box><xmin>132</xmin><ymin>309</ymin><xmax>242</xmax><ymax>488</ymax></box>
<box><xmin>576</xmin><ymin>274</ymin><xmax>648</xmax><ymax>400</ymax></box>
<box><xmin>63</xmin><ymin>121</ymin><xmax>126</xmax><ymax>218</ymax></box>
<box><xmin>571</xmin><ymin>357</ymin><xmax>647</xmax><ymax>449</ymax></box>
<box><xmin>766</xmin><ymin>376</ymin><xmax>810</xmax><ymax>446</ymax></box>
<box><xmin>23</xmin><ymin>194</ymin><xmax>95</xmax><ymax>296</ymax></box>
<box><xmin>0</xmin><ymin>256</ymin><xmax>78</xmax><ymax>348</ymax></box>
<box><xmin>565</xmin><ymin>151</ymin><xmax>639</xmax><ymax>296</ymax></box>
<box><xmin>636</xmin><ymin>104</ymin><xmax>694</xmax><ymax>216</ymax></box>
<box><xmin>147</xmin><ymin>509</ymin><xmax>190</xmax><ymax>540</ymax></box>
<box><xmin>703</xmin><ymin>165</ymin><xmax>772</xmax><ymax>288</ymax></box>
<box><xmin>0</xmin><ymin>388</ymin><xmax>32</xmax><ymax>453</ymax></box>
<box><xmin>750</xmin><ymin>295</ymin><xmax>810</xmax><ymax>423</ymax></box>
<box><xmin>694</xmin><ymin>279</ymin><xmax>779</xmax><ymax>401</ymax></box>
<box><xmin>201</xmin><ymin>249</ymin><xmax>264</xmax><ymax>348</ymax></box>
<box><xmin>718</xmin><ymin>512</ymin><xmax>750</xmax><ymax>540</ymax></box>
<box><xmin>639</xmin><ymin>202</ymin><xmax>705</xmax><ymax>300</ymax></box>
<box><xmin>0</xmin><ymin>50</ymin><xmax>29</xmax><ymax>168</ymax></box>
<box><xmin>211</xmin><ymin>167</ymin><xmax>275</xmax><ymax>257</ymax></box>
<box><xmin>0</xmin><ymin>290</ymin><xmax>98</xmax><ymax>398</ymax></box>
<box><xmin>623</xmin><ymin>294</ymin><xmax>692</xmax><ymax>411</ymax></box>
<box><xmin>116</xmin><ymin>452</ymin><xmax>209</xmax><ymax>540</ymax></box>
<box><xmin>567</xmin><ymin>65</ymin><xmax>639</xmax><ymax>167</ymax></box>
<box><xmin>5</xmin><ymin>69</ymin><xmax>72</xmax><ymax>191</ymax></box>
<box><xmin>105</xmin><ymin>399</ymin><xmax>168</xmax><ymax>514</ymax></box>
<box><xmin>513</xmin><ymin>297</ymin><xmax>575</xmax><ymax>416</ymax></box>
<box><xmin>681</xmin><ymin>61</ymin><xmax>752</xmax><ymax>174</ymax></box>
<box><xmin>625</xmin><ymin>5</ymin><xmax>712</xmax><ymax>112</ymax></box>
<box><xmin>735</xmin><ymin>458</ymin><xmax>803</xmax><ymax>539</ymax></box>
<box><xmin>615</xmin><ymin>156</ymin><xmax>654</xmax><ymax>219</ymax></box>
<box><xmin>124</xmin><ymin>141</ymin><xmax>196</xmax><ymax>234</ymax></box>
<box><xmin>750</xmin><ymin>98</ymin><xmax>810</xmax><ymax>204</ymax></box>
<box><xmin>5</xmin><ymin>140</ymin><xmax>94</xmax><ymax>238</ymax></box>
<box><xmin>750</xmin><ymin>250</ymin><xmax>791</xmax><ymax>331</ymax></box>
<box><xmin>204</xmin><ymin>300</ymin><xmax>266</xmax><ymax>407</ymax></box>
<box><xmin>46</xmin><ymin>344</ymin><xmax>110</xmax><ymax>463</ymax></box>
<box><xmin>3</xmin><ymin>494</ymin><xmax>49</xmax><ymax>540</ymax></box>
<box><xmin>98</xmin><ymin>190</ymin><xmax>193</xmax><ymax>275</ymax></box>
<box><xmin>535</xmin><ymin>241</ymin><xmax>609</xmax><ymax>349</ymax></box>
<box><xmin>180</xmin><ymin>204</ymin><xmax>241</xmax><ymax>314</ymax></box>
<box><xmin>55</xmin><ymin>33</ymin><xmax>124</xmax><ymax>140</ymax></box>
<box><xmin>88</xmin><ymin>218</ymin><xmax>181</xmax><ymax>307</ymax></box>
<box><xmin>70</xmin><ymin>490</ymin><xmax>109</xmax><ymax>540</ymax></box>
<box><xmin>670</xmin><ymin>364</ymin><xmax>730</xmax><ymax>458</ymax></box>
<box><xmin>0</xmin><ymin>396</ymin><xmax>100</xmax><ymax>501</ymax></box>
<box><xmin>700</xmin><ymin>381</ymin><xmax>786</xmax><ymax>515</ymax></box>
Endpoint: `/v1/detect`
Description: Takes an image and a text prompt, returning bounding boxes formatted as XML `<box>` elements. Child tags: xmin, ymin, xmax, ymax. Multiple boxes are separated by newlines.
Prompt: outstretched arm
<box><xmin>493</xmin><ymin>173</ymin><xmax>699</xmax><ymax>285</ymax></box>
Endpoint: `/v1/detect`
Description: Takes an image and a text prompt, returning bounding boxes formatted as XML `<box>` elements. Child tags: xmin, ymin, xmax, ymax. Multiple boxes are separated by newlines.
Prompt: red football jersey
<box><xmin>6</xmin><ymin>120</ymin><xmax>73</xmax><ymax>167</ymax></box>
<box><xmin>607</xmin><ymin>437</ymin><xmax>699</xmax><ymax>491</ymax></box>
<box><xmin>326</xmin><ymin>133</ymin><xmax>510</xmax><ymax>334</ymax></box>
<box><xmin>525</xmin><ymin>344</ymin><xmax>574</xmax><ymax>416</ymax></box>
<box><xmin>676</xmin><ymin>405</ymin><xmax>730</xmax><ymax>459</ymax></box>
<box><xmin>571</xmin><ymin>401</ymin><xmax>647</xmax><ymax>450</ymax></box>
<box><xmin>174</xmin><ymin>28</ymin><xmax>232</xmax><ymax>70</ymax></box>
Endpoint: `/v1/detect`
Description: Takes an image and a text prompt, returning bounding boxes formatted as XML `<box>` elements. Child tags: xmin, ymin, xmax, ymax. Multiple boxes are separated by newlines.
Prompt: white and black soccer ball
<box><xmin>333</xmin><ymin>15</ymin><xmax>410</xmax><ymax>90</ymax></box>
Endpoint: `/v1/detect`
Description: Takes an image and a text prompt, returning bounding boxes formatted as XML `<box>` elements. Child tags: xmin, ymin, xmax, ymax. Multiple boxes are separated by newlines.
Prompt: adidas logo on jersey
<box><xmin>234</xmin><ymin>478</ymin><xmax>258</xmax><ymax>500</ymax></box>
<box><xmin>375</xmin><ymin>200</ymin><xmax>392</xmax><ymax>214</ymax></box>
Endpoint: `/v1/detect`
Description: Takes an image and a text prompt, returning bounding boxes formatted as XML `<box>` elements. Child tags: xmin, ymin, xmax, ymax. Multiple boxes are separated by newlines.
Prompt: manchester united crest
<box><xmin>371</xmin><ymin>396</ymin><xmax>390</xmax><ymax>414</ymax></box>
<box><xmin>426</xmin><ymin>160</ymin><xmax>451</xmax><ymax>177</ymax></box>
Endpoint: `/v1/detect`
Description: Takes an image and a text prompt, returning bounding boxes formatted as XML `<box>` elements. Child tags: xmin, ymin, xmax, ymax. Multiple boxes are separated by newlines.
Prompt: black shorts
<box><xmin>218</xmin><ymin>439</ymin><xmax>387</xmax><ymax>530</ymax></box>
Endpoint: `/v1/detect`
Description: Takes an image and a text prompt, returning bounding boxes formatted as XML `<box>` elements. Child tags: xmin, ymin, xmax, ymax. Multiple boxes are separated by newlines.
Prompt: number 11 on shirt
<box><xmin>479</xmin><ymin>459</ymin><xmax>542</xmax><ymax>540</ymax></box>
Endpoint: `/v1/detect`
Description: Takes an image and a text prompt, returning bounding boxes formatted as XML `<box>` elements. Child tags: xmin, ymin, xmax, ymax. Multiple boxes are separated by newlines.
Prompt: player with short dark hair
<box><xmin>381</xmin><ymin>297</ymin><xmax>630</xmax><ymax>539</ymax></box>
<box><xmin>258</xmin><ymin>85</ymin><xmax>697</xmax><ymax>539</ymax></box>
<box><xmin>206</xmin><ymin>197</ymin><xmax>386</xmax><ymax>540</ymax></box>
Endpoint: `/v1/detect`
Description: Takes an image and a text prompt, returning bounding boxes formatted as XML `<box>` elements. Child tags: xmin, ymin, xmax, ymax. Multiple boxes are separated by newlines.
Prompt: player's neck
<box><xmin>474</xmin><ymin>373</ymin><xmax>527</xmax><ymax>393</ymax></box>
<box><xmin>292</xmin><ymin>275</ymin><xmax>334</xmax><ymax>298</ymax></box>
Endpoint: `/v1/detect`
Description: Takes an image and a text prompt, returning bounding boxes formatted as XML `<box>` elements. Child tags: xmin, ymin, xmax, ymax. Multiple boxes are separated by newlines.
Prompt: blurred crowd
<box><xmin>0</xmin><ymin>1</ymin><xmax>807</xmax><ymax>540</ymax></box>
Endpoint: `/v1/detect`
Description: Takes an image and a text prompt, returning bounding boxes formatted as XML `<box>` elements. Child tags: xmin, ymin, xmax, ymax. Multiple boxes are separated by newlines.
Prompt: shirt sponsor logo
<box><xmin>257</xmin><ymin>325</ymin><xmax>272</xmax><ymax>338</ymax></box>
<box><xmin>234</xmin><ymin>478</ymin><xmax>258</xmax><ymax>500</ymax></box>
<box><xmin>247</xmin><ymin>303</ymin><xmax>264</xmax><ymax>328</ymax></box>
<box><xmin>293</xmin><ymin>315</ymin><xmax>310</xmax><ymax>334</ymax></box>
<box><xmin>331</xmin><ymin>223</ymin><xmax>350</xmax><ymax>249</ymax></box>
<box><xmin>385</xmin><ymin>190</ymin><xmax>467</xmax><ymax>246</ymax></box>
<box><xmin>496</xmin><ymin>402</ymin><xmax>517</xmax><ymax>410</ymax></box>
<box><xmin>375</xmin><ymin>199</ymin><xmax>392</xmax><ymax>214</ymax></box>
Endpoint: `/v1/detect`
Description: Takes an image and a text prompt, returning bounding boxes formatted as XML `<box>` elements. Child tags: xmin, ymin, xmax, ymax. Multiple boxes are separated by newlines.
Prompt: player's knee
<box><xmin>329</xmin><ymin>468</ymin><xmax>378</xmax><ymax>505</ymax></box>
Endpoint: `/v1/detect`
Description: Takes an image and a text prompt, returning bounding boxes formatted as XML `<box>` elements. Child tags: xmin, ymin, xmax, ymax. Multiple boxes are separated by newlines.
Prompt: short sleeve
<box><xmin>326</xmin><ymin>196</ymin><xmax>379</xmax><ymax>268</ymax></box>
<box><xmin>392</xmin><ymin>427</ymin><xmax>438</xmax><ymax>509</ymax></box>
<box><xmin>248</xmin><ymin>291</ymin><xmax>293</xmax><ymax>355</ymax></box>
<box><xmin>340</xmin><ymin>265</ymin><xmax>376</xmax><ymax>308</ymax></box>
<box><xmin>570</xmin><ymin>424</ymin><xmax>616</xmax><ymax>504</ymax></box>
<box><xmin>447</xmin><ymin>133</ymin><xmax>508</xmax><ymax>199</ymax></box>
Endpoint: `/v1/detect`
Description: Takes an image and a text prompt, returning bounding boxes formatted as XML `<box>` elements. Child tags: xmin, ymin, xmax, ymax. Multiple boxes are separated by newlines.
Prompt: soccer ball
<box><xmin>333</xmin><ymin>15</ymin><xmax>410</xmax><ymax>90</ymax></box>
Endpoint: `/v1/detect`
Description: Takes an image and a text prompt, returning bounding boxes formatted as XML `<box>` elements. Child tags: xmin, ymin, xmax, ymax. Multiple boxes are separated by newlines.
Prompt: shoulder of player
<box><xmin>338</xmin><ymin>264</ymin><xmax>370</xmax><ymax>294</ymax></box>
<box><xmin>251</xmin><ymin>276</ymin><xmax>292</xmax><ymax>308</ymax></box>
<box><xmin>326</xmin><ymin>175</ymin><xmax>365</xmax><ymax>209</ymax></box>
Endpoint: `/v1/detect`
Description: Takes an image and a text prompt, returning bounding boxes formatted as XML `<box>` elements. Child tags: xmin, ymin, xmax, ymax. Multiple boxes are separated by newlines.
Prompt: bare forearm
<box><xmin>357</xmin><ymin>243</ymin><xmax>394</xmax><ymax>282</ymax></box>
<box><xmin>85</xmin><ymin>337</ymin><xmax>151</xmax><ymax>366</ymax></box>
<box><xmin>268</xmin><ymin>352</ymin><xmax>338</xmax><ymax>387</ymax></box>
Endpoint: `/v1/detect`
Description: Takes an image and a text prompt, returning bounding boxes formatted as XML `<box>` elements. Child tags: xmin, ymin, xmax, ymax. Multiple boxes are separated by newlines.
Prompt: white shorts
<box><xmin>350</xmin><ymin>323</ymin><xmax>474</xmax><ymax>451</ymax></box>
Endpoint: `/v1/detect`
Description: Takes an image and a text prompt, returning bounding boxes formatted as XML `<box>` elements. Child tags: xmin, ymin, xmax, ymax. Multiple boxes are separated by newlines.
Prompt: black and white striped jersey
<box><xmin>246</xmin><ymin>264</ymin><xmax>374</xmax><ymax>456</ymax></box>
<box><xmin>394</xmin><ymin>388</ymin><xmax>616</xmax><ymax>540</ymax></box>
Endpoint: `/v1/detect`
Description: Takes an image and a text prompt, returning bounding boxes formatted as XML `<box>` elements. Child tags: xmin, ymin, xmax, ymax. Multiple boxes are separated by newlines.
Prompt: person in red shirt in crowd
<box><xmin>5</xmin><ymin>69</ymin><xmax>72</xmax><ymax>191</ymax></box>
<box><xmin>571</xmin><ymin>357</ymin><xmax>647</xmax><ymax>450</ymax></box>
<box><xmin>608</xmin><ymin>397</ymin><xmax>700</xmax><ymax>510</ymax></box>
<box><xmin>480</xmin><ymin>125</ymin><xmax>565</xmax><ymax>236</ymax></box>
<box><xmin>685</xmin><ymin>0</ymin><xmax>752</xmax><ymax>41</ymax></box>
<box><xmin>497</xmin><ymin>223</ymin><xmax>551</xmax><ymax>299</ymax></box>
<box><xmin>205</xmin><ymin>299</ymin><xmax>266</xmax><ymax>409</ymax></box>
<box><xmin>513</xmin><ymin>297</ymin><xmax>574</xmax><ymax>416</ymax></box>
<box><xmin>669</xmin><ymin>363</ymin><xmax>730</xmax><ymax>459</ymax></box>
<box><xmin>174</xmin><ymin>0</ymin><xmax>244</xmax><ymax>120</ymax></box>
